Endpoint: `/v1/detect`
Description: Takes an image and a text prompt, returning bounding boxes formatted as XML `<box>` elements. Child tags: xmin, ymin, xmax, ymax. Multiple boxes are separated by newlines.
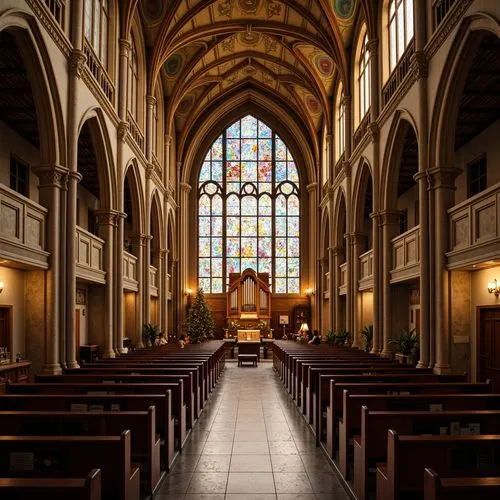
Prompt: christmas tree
<box><xmin>184</xmin><ymin>288</ymin><xmax>216</xmax><ymax>343</ymax></box>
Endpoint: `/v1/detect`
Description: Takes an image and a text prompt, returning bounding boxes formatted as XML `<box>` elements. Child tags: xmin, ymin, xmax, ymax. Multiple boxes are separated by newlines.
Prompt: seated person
<box><xmin>308</xmin><ymin>330</ymin><xmax>321</xmax><ymax>345</ymax></box>
<box><xmin>179</xmin><ymin>334</ymin><xmax>186</xmax><ymax>348</ymax></box>
<box><xmin>156</xmin><ymin>332</ymin><xmax>168</xmax><ymax>346</ymax></box>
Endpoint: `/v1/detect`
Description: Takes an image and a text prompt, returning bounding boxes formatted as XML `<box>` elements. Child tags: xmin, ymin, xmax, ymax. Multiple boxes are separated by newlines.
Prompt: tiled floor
<box><xmin>156</xmin><ymin>361</ymin><xmax>349</xmax><ymax>500</ymax></box>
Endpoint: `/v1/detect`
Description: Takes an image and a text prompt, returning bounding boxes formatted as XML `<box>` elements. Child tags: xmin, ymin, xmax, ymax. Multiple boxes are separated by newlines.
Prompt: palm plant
<box><xmin>142</xmin><ymin>323</ymin><xmax>160</xmax><ymax>346</ymax></box>
<box><xmin>389</xmin><ymin>328</ymin><xmax>419</xmax><ymax>356</ymax></box>
<box><xmin>361</xmin><ymin>324</ymin><xmax>373</xmax><ymax>352</ymax></box>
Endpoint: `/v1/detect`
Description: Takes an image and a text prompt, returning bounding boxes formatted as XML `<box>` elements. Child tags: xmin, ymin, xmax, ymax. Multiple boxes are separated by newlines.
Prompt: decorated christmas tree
<box><xmin>184</xmin><ymin>288</ymin><xmax>216</xmax><ymax>343</ymax></box>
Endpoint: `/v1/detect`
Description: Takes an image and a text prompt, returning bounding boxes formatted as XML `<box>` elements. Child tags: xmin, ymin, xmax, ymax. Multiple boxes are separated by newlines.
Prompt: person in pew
<box><xmin>155</xmin><ymin>332</ymin><xmax>168</xmax><ymax>346</ymax></box>
<box><xmin>179</xmin><ymin>334</ymin><xmax>186</xmax><ymax>348</ymax></box>
<box><xmin>308</xmin><ymin>330</ymin><xmax>321</xmax><ymax>345</ymax></box>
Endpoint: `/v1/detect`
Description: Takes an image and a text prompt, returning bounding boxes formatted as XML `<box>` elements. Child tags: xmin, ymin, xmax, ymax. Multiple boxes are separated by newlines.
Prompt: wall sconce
<box><xmin>305</xmin><ymin>288</ymin><xmax>314</xmax><ymax>298</ymax></box>
<box><xmin>488</xmin><ymin>279</ymin><xmax>500</xmax><ymax>297</ymax></box>
<box><xmin>186</xmin><ymin>288</ymin><xmax>192</xmax><ymax>296</ymax></box>
<box><xmin>0</xmin><ymin>281</ymin><xmax>4</xmax><ymax>293</ymax></box>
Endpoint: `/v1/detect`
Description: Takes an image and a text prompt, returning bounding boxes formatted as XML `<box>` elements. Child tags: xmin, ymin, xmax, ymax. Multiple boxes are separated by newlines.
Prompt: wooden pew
<box><xmin>0</xmin><ymin>431</ymin><xmax>139</xmax><ymax>500</ymax></box>
<box><xmin>0</xmin><ymin>407</ymin><xmax>161</xmax><ymax>494</ymax></box>
<box><xmin>423</xmin><ymin>468</ymin><xmax>500</xmax><ymax>500</ymax></box>
<box><xmin>376</xmin><ymin>431</ymin><xmax>500</xmax><ymax>500</ymax></box>
<box><xmin>325</xmin><ymin>376</ymin><xmax>479</xmax><ymax>459</ymax></box>
<box><xmin>354</xmin><ymin>407</ymin><xmax>500</xmax><ymax>500</ymax></box>
<box><xmin>0</xmin><ymin>468</ymin><xmax>101</xmax><ymax>500</ymax></box>
<box><xmin>340</xmin><ymin>392</ymin><xmax>500</xmax><ymax>481</ymax></box>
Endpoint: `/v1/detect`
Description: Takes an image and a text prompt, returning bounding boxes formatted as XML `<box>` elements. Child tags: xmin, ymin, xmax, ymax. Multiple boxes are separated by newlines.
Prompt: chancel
<box><xmin>1</xmin><ymin>0</ymin><xmax>500</xmax><ymax>498</ymax></box>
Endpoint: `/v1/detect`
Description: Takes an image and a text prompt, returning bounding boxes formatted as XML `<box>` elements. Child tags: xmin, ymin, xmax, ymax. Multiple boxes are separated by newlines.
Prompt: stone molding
<box><xmin>180</xmin><ymin>182</ymin><xmax>192</xmax><ymax>194</ymax></box>
<box><xmin>70</xmin><ymin>49</ymin><xmax>87</xmax><ymax>78</ymax></box>
<box><xmin>119</xmin><ymin>38</ymin><xmax>131</xmax><ymax>58</ymax></box>
<box><xmin>368</xmin><ymin>122</ymin><xmax>379</xmax><ymax>143</ymax></box>
<box><xmin>378</xmin><ymin>210</ymin><xmax>401</xmax><ymax>226</ymax></box>
<box><xmin>33</xmin><ymin>164</ymin><xmax>68</xmax><ymax>189</ymax></box>
<box><xmin>95</xmin><ymin>209</ymin><xmax>119</xmax><ymax>226</ymax></box>
<box><xmin>411</xmin><ymin>50</ymin><xmax>428</xmax><ymax>81</ymax></box>
<box><xmin>427</xmin><ymin>166</ymin><xmax>462</xmax><ymax>190</ymax></box>
<box><xmin>306</xmin><ymin>182</ymin><xmax>318</xmax><ymax>193</ymax></box>
<box><xmin>118</xmin><ymin>121</ymin><xmax>130</xmax><ymax>142</ymax></box>
<box><xmin>367</xmin><ymin>37</ymin><xmax>379</xmax><ymax>57</ymax></box>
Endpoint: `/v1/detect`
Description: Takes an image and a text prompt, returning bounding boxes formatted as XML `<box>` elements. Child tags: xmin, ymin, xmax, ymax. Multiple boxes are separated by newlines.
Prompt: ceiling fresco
<box><xmin>133</xmin><ymin>0</ymin><xmax>360</xmax><ymax>156</ymax></box>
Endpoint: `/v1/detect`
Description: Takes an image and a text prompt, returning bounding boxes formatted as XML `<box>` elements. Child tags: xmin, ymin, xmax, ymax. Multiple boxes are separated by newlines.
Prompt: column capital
<box><xmin>116</xmin><ymin>211</ymin><xmax>128</xmax><ymax>220</ymax></box>
<box><xmin>341</xmin><ymin>94</ymin><xmax>351</xmax><ymax>107</ymax></box>
<box><xmin>427</xmin><ymin>165</ymin><xmax>462</xmax><ymax>190</ymax></box>
<box><xmin>348</xmin><ymin>231</ymin><xmax>366</xmax><ymax>246</ymax></box>
<box><xmin>146</xmin><ymin>95</ymin><xmax>157</xmax><ymax>108</ymax></box>
<box><xmin>329</xmin><ymin>245</ymin><xmax>344</xmax><ymax>257</ymax></box>
<box><xmin>95</xmin><ymin>209</ymin><xmax>120</xmax><ymax>226</ymax></box>
<box><xmin>367</xmin><ymin>37</ymin><xmax>379</xmax><ymax>56</ymax></box>
<box><xmin>118</xmin><ymin>121</ymin><xmax>130</xmax><ymax>142</ymax></box>
<box><xmin>165</xmin><ymin>134</ymin><xmax>173</xmax><ymax>146</ymax></box>
<box><xmin>68</xmin><ymin>171</ymin><xmax>83</xmax><ymax>183</ymax></box>
<box><xmin>119</xmin><ymin>38</ymin><xmax>131</xmax><ymax>57</ymax></box>
<box><xmin>159</xmin><ymin>248</ymin><xmax>169</xmax><ymax>258</ymax></box>
<box><xmin>130</xmin><ymin>233</ymin><xmax>150</xmax><ymax>246</ymax></box>
<box><xmin>411</xmin><ymin>50</ymin><xmax>428</xmax><ymax>81</ymax></box>
<box><xmin>306</xmin><ymin>182</ymin><xmax>318</xmax><ymax>193</ymax></box>
<box><xmin>176</xmin><ymin>161</ymin><xmax>183</xmax><ymax>171</ymax></box>
<box><xmin>180</xmin><ymin>182</ymin><xmax>192</xmax><ymax>193</ymax></box>
<box><xmin>33</xmin><ymin>164</ymin><xmax>69</xmax><ymax>189</ymax></box>
<box><xmin>378</xmin><ymin>210</ymin><xmax>401</xmax><ymax>225</ymax></box>
<box><xmin>368</xmin><ymin>122</ymin><xmax>379</xmax><ymax>143</ymax></box>
<box><xmin>70</xmin><ymin>49</ymin><xmax>87</xmax><ymax>78</ymax></box>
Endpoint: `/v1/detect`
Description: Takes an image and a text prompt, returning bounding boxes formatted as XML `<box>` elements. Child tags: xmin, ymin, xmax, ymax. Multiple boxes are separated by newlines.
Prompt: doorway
<box><xmin>0</xmin><ymin>307</ymin><xmax>11</xmax><ymax>354</ymax></box>
<box><xmin>478</xmin><ymin>306</ymin><xmax>500</xmax><ymax>391</ymax></box>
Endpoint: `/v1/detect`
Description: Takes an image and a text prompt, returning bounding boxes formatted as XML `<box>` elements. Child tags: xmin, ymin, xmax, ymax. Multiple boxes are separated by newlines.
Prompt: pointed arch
<box><xmin>0</xmin><ymin>10</ymin><xmax>65</xmax><ymax>165</ymax></box>
<box><xmin>123</xmin><ymin>159</ymin><xmax>144</xmax><ymax>235</ymax></box>
<box><xmin>332</xmin><ymin>186</ymin><xmax>348</xmax><ymax>250</ymax></box>
<box><xmin>352</xmin><ymin>158</ymin><xmax>374</xmax><ymax>232</ymax></box>
<box><xmin>149</xmin><ymin>188</ymin><xmax>165</xmax><ymax>250</ymax></box>
<box><xmin>320</xmin><ymin>207</ymin><xmax>330</xmax><ymax>260</ymax></box>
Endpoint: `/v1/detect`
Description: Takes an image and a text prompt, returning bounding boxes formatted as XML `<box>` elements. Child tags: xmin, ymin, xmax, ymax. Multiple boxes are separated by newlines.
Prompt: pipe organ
<box><xmin>227</xmin><ymin>268</ymin><xmax>271</xmax><ymax>323</ymax></box>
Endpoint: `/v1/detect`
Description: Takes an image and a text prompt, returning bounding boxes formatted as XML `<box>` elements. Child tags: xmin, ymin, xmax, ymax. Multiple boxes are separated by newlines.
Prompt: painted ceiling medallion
<box><xmin>140</xmin><ymin>0</ymin><xmax>166</xmax><ymax>20</ymax></box>
<box><xmin>266</xmin><ymin>0</ymin><xmax>282</xmax><ymax>18</ymax></box>
<box><xmin>314</xmin><ymin>55</ymin><xmax>334</xmax><ymax>77</ymax></box>
<box><xmin>177</xmin><ymin>95</ymin><xmax>194</xmax><ymax>115</ymax></box>
<box><xmin>238</xmin><ymin>0</ymin><xmax>261</xmax><ymax>14</ymax></box>
<box><xmin>165</xmin><ymin>53</ymin><xmax>184</xmax><ymax>78</ymax></box>
<box><xmin>333</xmin><ymin>0</ymin><xmax>356</xmax><ymax>19</ymax></box>
<box><xmin>264</xmin><ymin>36</ymin><xmax>278</xmax><ymax>53</ymax></box>
<box><xmin>218</xmin><ymin>0</ymin><xmax>234</xmax><ymax>18</ymax></box>
<box><xmin>222</xmin><ymin>36</ymin><xmax>236</xmax><ymax>52</ymax></box>
<box><xmin>238</xmin><ymin>30</ymin><xmax>261</xmax><ymax>47</ymax></box>
<box><xmin>305</xmin><ymin>95</ymin><xmax>321</xmax><ymax>115</ymax></box>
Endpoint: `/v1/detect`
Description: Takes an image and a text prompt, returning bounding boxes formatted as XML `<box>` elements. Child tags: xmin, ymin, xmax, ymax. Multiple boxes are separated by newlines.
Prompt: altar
<box><xmin>237</xmin><ymin>330</ymin><xmax>261</xmax><ymax>342</ymax></box>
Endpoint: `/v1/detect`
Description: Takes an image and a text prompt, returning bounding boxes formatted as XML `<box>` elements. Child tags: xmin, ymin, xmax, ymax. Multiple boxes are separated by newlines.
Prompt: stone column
<box><xmin>350</xmin><ymin>232</ymin><xmax>365</xmax><ymax>347</ymax></box>
<box><xmin>65</xmin><ymin>171</ymin><xmax>82</xmax><ymax>368</ymax></box>
<box><xmin>307</xmin><ymin>182</ymin><xmax>319</xmax><ymax>329</ymax></box>
<box><xmin>333</xmin><ymin>247</ymin><xmax>345</xmax><ymax>330</ymax></box>
<box><xmin>118</xmin><ymin>39</ymin><xmax>131</xmax><ymax>120</ymax></box>
<box><xmin>146</xmin><ymin>95</ymin><xmax>156</xmax><ymax>162</ymax></box>
<box><xmin>429</xmin><ymin>166</ymin><xmax>461</xmax><ymax>372</ymax></box>
<box><xmin>96</xmin><ymin>210</ymin><xmax>117</xmax><ymax>358</ymax></box>
<box><xmin>370</xmin><ymin>211</ymin><xmax>382</xmax><ymax>353</ymax></box>
<box><xmin>159</xmin><ymin>249</ymin><xmax>168</xmax><ymax>332</ymax></box>
<box><xmin>115</xmin><ymin>212</ymin><xmax>127</xmax><ymax>353</ymax></box>
<box><xmin>34</xmin><ymin>165</ymin><xmax>68</xmax><ymax>374</ymax></box>
<box><xmin>328</xmin><ymin>188</ymin><xmax>336</xmax><ymax>331</ymax></box>
<box><xmin>170</xmin><ymin>259</ymin><xmax>178</xmax><ymax>333</ymax></box>
<box><xmin>131</xmin><ymin>233</ymin><xmax>147</xmax><ymax>347</ymax></box>
<box><xmin>380</xmin><ymin>210</ymin><xmax>400</xmax><ymax>357</ymax></box>
<box><xmin>179</xmin><ymin>182</ymin><xmax>192</xmax><ymax>324</ymax></box>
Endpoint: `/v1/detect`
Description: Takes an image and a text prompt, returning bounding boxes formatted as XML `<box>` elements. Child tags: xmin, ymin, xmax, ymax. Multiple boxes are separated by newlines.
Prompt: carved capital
<box><xmin>33</xmin><ymin>164</ymin><xmax>69</xmax><ymax>189</ymax></box>
<box><xmin>341</xmin><ymin>94</ymin><xmax>351</xmax><ymax>108</ymax></box>
<box><xmin>130</xmin><ymin>233</ymin><xmax>149</xmax><ymax>246</ymax></box>
<box><xmin>367</xmin><ymin>38</ymin><xmax>379</xmax><ymax>57</ymax></box>
<box><xmin>68</xmin><ymin>171</ymin><xmax>83</xmax><ymax>183</ymax></box>
<box><xmin>427</xmin><ymin>165</ymin><xmax>462</xmax><ymax>190</ymax></box>
<box><xmin>378</xmin><ymin>210</ymin><xmax>401</xmax><ymax>226</ymax></box>
<box><xmin>180</xmin><ymin>182</ymin><xmax>192</xmax><ymax>194</ymax></box>
<box><xmin>411</xmin><ymin>50</ymin><xmax>428</xmax><ymax>81</ymax></box>
<box><xmin>146</xmin><ymin>163</ymin><xmax>155</xmax><ymax>179</ymax></box>
<box><xmin>349</xmin><ymin>231</ymin><xmax>365</xmax><ymax>246</ymax></box>
<box><xmin>95</xmin><ymin>209</ymin><xmax>119</xmax><ymax>226</ymax></box>
<box><xmin>118</xmin><ymin>121</ymin><xmax>129</xmax><ymax>142</ymax></box>
<box><xmin>146</xmin><ymin>95</ymin><xmax>157</xmax><ymax>109</ymax></box>
<box><xmin>119</xmin><ymin>38</ymin><xmax>131</xmax><ymax>58</ymax></box>
<box><xmin>306</xmin><ymin>182</ymin><xmax>318</xmax><ymax>193</ymax></box>
<box><xmin>165</xmin><ymin>134</ymin><xmax>173</xmax><ymax>146</ymax></box>
<box><xmin>368</xmin><ymin>122</ymin><xmax>379</xmax><ymax>143</ymax></box>
<box><xmin>70</xmin><ymin>49</ymin><xmax>87</xmax><ymax>78</ymax></box>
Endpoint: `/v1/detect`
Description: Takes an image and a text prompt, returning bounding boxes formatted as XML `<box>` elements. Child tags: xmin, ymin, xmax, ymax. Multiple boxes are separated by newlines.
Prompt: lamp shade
<box><xmin>300</xmin><ymin>322</ymin><xmax>309</xmax><ymax>333</ymax></box>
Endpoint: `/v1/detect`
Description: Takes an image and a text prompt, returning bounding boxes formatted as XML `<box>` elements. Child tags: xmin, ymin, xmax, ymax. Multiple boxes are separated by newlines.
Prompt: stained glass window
<box><xmin>389</xmin><ymin>0</ymin><xmax>414</xmax><ymax>72</ymax></box>
<box><xmin>198</xmin><ymin>115</ymin><xmax>300</xmax><ymax>294</ymax></box>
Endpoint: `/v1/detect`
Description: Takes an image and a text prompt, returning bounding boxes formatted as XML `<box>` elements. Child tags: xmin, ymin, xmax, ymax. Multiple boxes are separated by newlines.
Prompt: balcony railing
<box><xmin>0</xmin><ymin>184</ymin><xmax>49</xmax><ymax>268</ymax></box>
<box><xmin>127</xmin><ymin>112</ymin><xmax>145</xmax><ymax>152</ymax></box>
<box><xmin>382</xmin><ymin>42</ymin><xmax>415</xmax><ymax>108</ymax></box>
<box><xmin>83</xmin><ymin>40</ymin><xmax>114</xmax><ymax>104</ymax></box>
<box><xmin>353</xmin><ymin>112</ymin><xmax>371</xmax><ymax>150</ymax></box>
<box><xmin>76</xmin><ymin>226</ymin><xmax>105</xmax><ymax>283</ymax></box>
<box><xmin>447</xmin><ymin>182</ymin><xmax>500</xmax><ymax>268</ymax></box>
<box><xmin>359</xmin><ymin>249</ymin><xmax>374</xmax><ymax>290</ymax></box>
<box><xmin>433</xmin><ymin>0</ymin><xmax>458</xmax><ymax>30</ymax></box>
<box><xmin>123</xmin><ymin>251</ymin><xmax>138</xmax><ymax>291</ymax></box>
<box><xmin>150</xmin><ymin>265</ymin><xmax>158</xmax><ymax>297</ymax></box>
<box><xmin>390</xmin><ymin>225</ymin><xmax>420</xmax><ymax>283</ymax></box>
<box><xmin>334</xmin><ymin>153</ymin><xmax>345</xmax><ymax>178</ymax></box>
<box><xmin>339</xmin><ymin>262</ymin><xmax>347</xmax><ymax>295</ymax></box>
<box><xmin>43</xmin><ymin>0</ymin><xmax>65</xmax><ymax>27</ymax></box>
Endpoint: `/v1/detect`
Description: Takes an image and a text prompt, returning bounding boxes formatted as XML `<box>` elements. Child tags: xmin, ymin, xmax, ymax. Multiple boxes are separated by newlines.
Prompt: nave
<box><xmin>158</xmin><ymin>361</ymin><xmax>348</xmax><ymax>500</ymax></box>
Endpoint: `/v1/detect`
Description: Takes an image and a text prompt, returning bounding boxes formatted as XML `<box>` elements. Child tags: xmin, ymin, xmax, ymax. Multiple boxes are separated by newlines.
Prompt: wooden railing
<box><xmin>390</xmin><ymin>225</ymin><xmax>420</xmax><ymax>282</ymax></box>
<box><xmin>0</xmin><ymin>184</ymin><xmax>49</xmax><ymax>268</ymax></box>
<box><xmin>353</xmin><ymin>112</ymin><xmax>371</xmax><ymax>150</ymax></box>
<box><xmin>382</xmin><ymin>42</ymin><xmax>414</xmax><ymax>108</ymax></box>
<box><xmin>83</xmin><ymin>40</ymin><xmax>114</xmax><ymax>104</ymax></box>
<box><xmin>123</xmin><ymin>251</ymin><xmax>138</xmax><ymax>290</ymax></box>
<box><xmin>149</xmin><ymin>265</ymin><xmax>158</xmax><ymax>296</ymax></box>
<box><xmin>43</xmin><ymin>0</ymin><xmax>65</xmax><ymax>27</ymax></box>
<box><xmin>433</xmin><ymin>0</ymin><xmax>458</xmax><ymax>29</ymax></box>
<box><xmin>76</xmin><ymin>226</ymin><xmax>105</xmax><ymax>283</ymax></box>
<box><xmin>447</xmin><ymin>182</ymin><xmax>500</xmax><ymax>268</ymax></box>
<box><xmin>127</xmin><ymin>111</ymin><xmax>145</xmax><ymax>152</ymax></box>
<box><xmin>359</xmin><ymin>249</ymin><xmax>374</xmax><ymax>290</ymax></box>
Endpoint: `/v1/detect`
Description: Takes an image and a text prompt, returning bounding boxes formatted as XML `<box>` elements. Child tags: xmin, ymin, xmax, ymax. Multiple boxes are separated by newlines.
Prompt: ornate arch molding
<box><xmin>0</xmin><ymin>9</ymin><xmax>65</xmax><ymax>165</ymax></box>
<box><xmin>320</xmin><ymin>207</ymin><xmax>330</xmax><ymax>260</ymax></box>
<box><xmin>380</xmin><ymin>109</ymin><xmax>419</xmax><ymax>211</ymax></box>
<box><xmin>181</xmin><ymin>90</ymin><xmax>317</xmax><ymax>189</ymax></box>
<box><xmin>430</xmin><ymin>13</ymin><xmax>500</xmax><ymax>168</ymax></box>
<box><xmin>123</xmin><ymin>158</ymin><xmax>145</xmax><ymax>234</ymax></box>
<box><xmin>166</xmin><ymin>209</ymin><xmax>177</xmax><ymax>260</ymax></box>
<box><xmin>149</xmin><ymin>188</ymin><xmax>165</xmax><ymax>246</ymax></box>
<box><xmin>332</xmin><ymin>185</ymin><xmax>348</xmax><ymax>249</ymax></box>
<box><xmin>77</xmin><ymin>108</ymin><xmax>117</xmax><ymax>210</ymax></box>
<box><xmin>352</xmin><ymin>157</ymin><xmax>374</xmax><ymax>231</ymax></box>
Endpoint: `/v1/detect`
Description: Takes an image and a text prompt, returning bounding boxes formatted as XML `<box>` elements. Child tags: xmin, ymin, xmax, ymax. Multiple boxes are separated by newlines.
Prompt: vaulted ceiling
<box><xmin>136</xmin><ymin>0</ymin><xmax>361</xmax><ymax>155</ymax></box>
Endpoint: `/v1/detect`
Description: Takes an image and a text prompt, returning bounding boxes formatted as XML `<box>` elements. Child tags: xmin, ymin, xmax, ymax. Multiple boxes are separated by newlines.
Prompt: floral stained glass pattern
<box><xmin>198</xmin><ymin>115</ymin><xmax>300</xmax><ymax>293</ymax></box>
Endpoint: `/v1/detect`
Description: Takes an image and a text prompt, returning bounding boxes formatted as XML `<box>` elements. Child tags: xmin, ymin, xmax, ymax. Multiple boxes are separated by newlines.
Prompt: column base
<box><xmin>103</xmin><ymin>350</ymin><xmax>116</xmax><ymax>359</ymax></box>
<box><xmin>40</xmin><ymin>363</ymin><xmax>63</xmax><ymax>375</ymax></box>
<box><xmin>66</xmin><ymin>360</ymin><xmax>80</xmax><ymax>369</ymax></box>
<box><xmin>433</xmin><ymin>363</ymin><xmax>451</xmax><ymax>374</ymax></box>
<box><xmin>380</xmin><ymin>348</ymin><xmax>393</xmax><ymax>358</ymax></box>
<box><xmin>118</xmin><ymin>347</ymin><xmax>128</xmax><ymax>354</ymax></box>
<box><xmin>416</xmin><ymin>360</ymin><xmax>429</xmax><ymax>369</ymax></box>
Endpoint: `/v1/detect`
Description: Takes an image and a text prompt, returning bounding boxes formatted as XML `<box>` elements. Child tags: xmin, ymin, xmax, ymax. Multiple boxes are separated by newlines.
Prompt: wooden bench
<box><xmin>0</xmin><ymin>468</ymin><xmax>101</xmax><ymax>500</ymax></box>
<box><xmin>376</xmin><ymin>431</ymin><xmax>500</xmax><ymax>500</ymax></box>
<box><xmin>354</xmin><ymin>408</ymin><xmax>500</xmax><ymax>500</ymax></box>
<box><xmin>238</xmin><ymin>354</ymin><xmax>258</xmax><ymax>367</ymax></box>
<box><xmin>424</xmin><ymin>468</ymin><xmax>500</xmax><ymax>500</ymax></box>
<box><xmin>0</xmin><ymin>407</ymin><xmax>161</xmax><ymax>495</ymax></box>
<box><xmin>0</xmin><ymin>431</ymin><xmax>139</xmax><ymax>500</ymax></box>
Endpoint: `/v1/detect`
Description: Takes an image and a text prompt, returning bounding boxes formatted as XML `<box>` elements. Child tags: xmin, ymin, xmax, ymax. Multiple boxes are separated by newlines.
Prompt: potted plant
<box><xmin>325</xmin><ymin>329</ymin><xmax>337</xmax><ymax>346</ymax></box>
<box><xmin>361</xmin><ymin>324</ymin><xmax>373</xmax><ymax>352</ymax></box>
<box><xmin>335</xmin><ymin>328</ymin><xmax>351</xmax><ymax>346</ymax></box>
<box><xmin>390</xmin><ymin>328</ymin><xmax>419</xmax><ymax>364</ymax></box>
<box><xmin>142</xmin><ymin>323</ymin><xmax>160</xmax><ymax>346</ymax></box>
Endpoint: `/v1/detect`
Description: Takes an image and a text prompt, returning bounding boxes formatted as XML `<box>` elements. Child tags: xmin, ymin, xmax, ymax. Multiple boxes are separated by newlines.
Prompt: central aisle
<box><xmin>157</xmin><ymin>362</ymin><xmax>349</xmax><ymax>499</ymax></box>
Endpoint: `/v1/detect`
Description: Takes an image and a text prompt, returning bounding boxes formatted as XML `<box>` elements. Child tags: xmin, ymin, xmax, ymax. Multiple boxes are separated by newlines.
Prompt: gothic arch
<box><xmin>352</xmin><ymin>158</ymin><xmax>374</xmax><ymax>233</ymax></box>
<box><xmin>0</xmin><ymin>10</ymin><xmax>65</xmax><ymax>165</ymax></box>
<box><xmin>332</xmin><ymin>186</ymin><xmax>348</xmax><ymax>250</ymax></box>
<box><xmin>123</xmin><ymin>159</ymin><xmax>144</xmax><ymax>235</ymax></box>
<box><xmin>149</xmin><ymin>189</ymin><xmax>165</xmax><ymax>248</ymax></box>
<box><xmin>320</xmin><ymin>207</ymin><xmax>330</xmax><ymax>260</ymax></box>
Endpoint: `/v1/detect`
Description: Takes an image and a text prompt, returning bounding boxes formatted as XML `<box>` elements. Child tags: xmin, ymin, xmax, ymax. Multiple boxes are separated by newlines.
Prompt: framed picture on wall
<box><xmin>279</xmin><ymin>315</ymin><xmax>289</xmax><ymax>325</ymax></box>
